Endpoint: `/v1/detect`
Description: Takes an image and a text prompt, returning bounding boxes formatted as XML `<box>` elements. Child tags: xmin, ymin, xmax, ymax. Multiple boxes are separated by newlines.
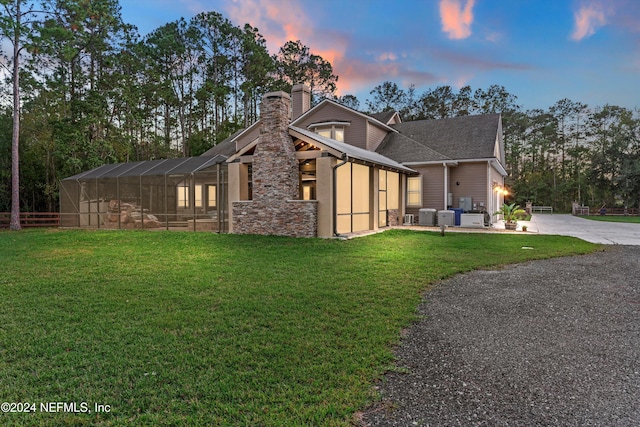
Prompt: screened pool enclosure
<box><xmin>60</xmin><ymin>156</ymin><xmax>228</xmax><ymax>232</ymax></box>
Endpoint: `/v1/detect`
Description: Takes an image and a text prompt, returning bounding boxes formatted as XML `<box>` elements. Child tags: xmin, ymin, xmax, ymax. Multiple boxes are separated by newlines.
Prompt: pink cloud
<box><xmin>224</xmin><ymin>0</ymin><xmax>350</xmax><ymax>62</ymax></box>
<box><xmin>439</xmin><ymin>0</ymin><xmax>475</xmax><ymax>40</ymax></box>
<box><xmin>224</xmin><ymin>0</ymin><xmax>353</xmax><ymax>92</ymax></box>
<box><xmin>225</xmin><ymin>0</ymin><xmax>312</xmax><ymax>53</ymax></box>
<box><xmin>571</xmin><ymin>2</ymin><xmax>608</xmax><ymax>40</ymax></box>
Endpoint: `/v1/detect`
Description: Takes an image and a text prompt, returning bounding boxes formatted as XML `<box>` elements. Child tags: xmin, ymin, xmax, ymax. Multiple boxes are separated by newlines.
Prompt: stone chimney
<box><xmin>231</xmin><ymin>90</ymin><xmax>318</xmax><ymax>237</ymax></box>
<box><xmin>252</xmin><ymin>91</ymin><xmax>299</xmax><ymax>201</ymax></box>
<box><xmin>291</xmin><ymin>84</ymin><xmax>311</xmax><ymax>120</ymax></box>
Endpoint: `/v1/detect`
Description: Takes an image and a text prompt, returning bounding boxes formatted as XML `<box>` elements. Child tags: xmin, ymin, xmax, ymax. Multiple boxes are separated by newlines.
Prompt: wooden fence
<box><xmin>531</xmin><ymin>206</ymin><xmax>553</xmax><ymax>213</ymax></box>
<box><xmin>593</xmin><ymin>207</ymin><xmax>640</xmax><ymax>216</ymax></box>
<box><xmin>573</xmin><ymin>207</ymin><xmax>640</xmax><ymax>216</ymax></box>
<box><xmin>0</xmin><ymin>212</ymin><xmax>60</xmax><ymax>228</ymax></box>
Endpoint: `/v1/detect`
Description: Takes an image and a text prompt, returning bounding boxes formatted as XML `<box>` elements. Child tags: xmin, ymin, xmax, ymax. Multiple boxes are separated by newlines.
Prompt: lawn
<box><xmin>580</xmin><ymin>215</ymin><xmax>640</xmax><ymax>223</ymax></box>
<box><xmin>0</xmin><ymin>229</ymin><xmax>598</xmax><ymax>426</ymax></box>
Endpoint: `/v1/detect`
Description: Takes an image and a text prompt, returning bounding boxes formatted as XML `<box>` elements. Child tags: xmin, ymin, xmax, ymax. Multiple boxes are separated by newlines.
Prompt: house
<box><xmin>60</xmin><ymin>84</ymin><xmax>506</xmax><ymax>237</ymax></box>
<box><xmin>376</xmin><ymin>113</ymin><xmax>507</xmax><ymax>218</ymax></box>
<box><xmin>202</xmin><ymin>84</ymin><xmax>506</xmax><ymax>237</ymax></box>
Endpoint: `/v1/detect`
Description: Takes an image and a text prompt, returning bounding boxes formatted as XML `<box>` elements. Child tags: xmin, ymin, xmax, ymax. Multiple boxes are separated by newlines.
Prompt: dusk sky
<box><xmin>120</xmin><ymin>0</ymin><xmax>640</xmax><ymax>111</ymax></box>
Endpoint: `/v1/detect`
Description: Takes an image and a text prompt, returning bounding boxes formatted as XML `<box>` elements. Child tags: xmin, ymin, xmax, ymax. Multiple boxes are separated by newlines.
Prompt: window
<box><xmin>177</xmin><ymin>185</ymin><xmax>189</xmax><ymax>208</ymax></box>
<box><xmin>379</xmin><ymin>170</ymin><xmax>387</xmax><ymax>227</ymax></box>
<box><xmin>302</xmin><ymin>184</ymin><xmax>315</xmax><ymax>200</ymax></box>
<box><xmin>336</xmin><ymin>163</ymin><xmax>370</xmax><ymax>234</ymax></box>
<box><xmin>387</xmin><ymin>171</ymin><xmax>399</xmax><ymax>209</ymax></box>
<box><xmin>378</xmin><ymin>170</ymin><xmax>399</xmax><ymax>227</ymax></box>
<box><xmin>195</xmin><ymin>184</ymin><xmax>203</xmax><ymax>208</ymax></box>
<box><xmin>317</xmin><ymin>128</ymin><xmax>332</xmax><ymax>139</ymax></box>
<box><xmin>207</xmin><ymin>185</ymin><xmax>217</xmax><ymax>208</ymax></box>
<box><xmin>407</xmin><ymin>177</ymin><xmax>422</xmax><ymax>207</ymax></box>
<box><xmin>300</xmin><ymin>159</ymin><xmax>316</xmax><ymax>200</ymax></box>
<box><xmin>309</xmin><ymin>122</ymin><xmax>348</xmax><ymax>142</ymax></box>
<box><xmin>177</xmin><ymin>184</ymin><xmax>204</xmax><ymax>208</ymax></box>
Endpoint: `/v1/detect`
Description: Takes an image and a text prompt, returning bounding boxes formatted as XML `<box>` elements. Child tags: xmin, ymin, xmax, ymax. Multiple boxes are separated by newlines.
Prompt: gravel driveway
<box><xmin>363</xmin><ymin>245</ymin><xmax>640</xmax><ymax>426</ymax></box>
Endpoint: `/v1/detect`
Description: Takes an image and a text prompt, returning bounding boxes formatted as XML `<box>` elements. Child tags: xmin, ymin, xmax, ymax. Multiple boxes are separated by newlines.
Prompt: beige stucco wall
<box><xmin>227</xmin><ymin>162</ymin><xmax>249</xmax><ymax>233</ymax></box>
<box><xmin>316</xmin><ymin>156</ymin><xmax>336</xmax><ymax>238</ymax></box>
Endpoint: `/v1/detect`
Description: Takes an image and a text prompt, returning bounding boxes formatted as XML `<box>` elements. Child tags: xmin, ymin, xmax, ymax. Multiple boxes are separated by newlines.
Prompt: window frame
<box><xmin>207</xmin><ymin>184</ymin><xmax>217</xmax><ymax>208</ymax></box>
<box><xmin>177</xmin><ymin>185</ymin><xmax>189</xmax><ymax>208</ymax></box>
<box><xmin>407</xmin><ymin>176</ymin><xmax>423</xmax><ymax>207</ymax></box>
<box><xmin>308</xmin><ymin>121</ymin><xmax>350</xmax><ymax>142</ymax></box>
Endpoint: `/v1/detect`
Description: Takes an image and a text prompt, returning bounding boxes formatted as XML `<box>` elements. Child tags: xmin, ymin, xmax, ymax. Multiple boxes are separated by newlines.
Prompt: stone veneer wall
<box><xmin>387</xmin><ymin>209</ymin><xmax>400</xmax><ymax>227</ymax></box>
<box><xmin>233</xmin><ymin>200</ymin><xmax>317</xmax><ymax>238</ymax></box>
<box><xmin>232</xmin><ymin>91</ymin><xmax>319</xmax><ymax>237</ymax></box>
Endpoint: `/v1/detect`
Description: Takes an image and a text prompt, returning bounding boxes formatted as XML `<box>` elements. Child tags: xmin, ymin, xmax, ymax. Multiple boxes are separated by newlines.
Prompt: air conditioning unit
<box><xmin>403</xmin><ymin>214</ymin><xmax>414</xmax><ymax>225</ymax></box>
<box><xmin>438</xmin><ymin>210</ymin><xmax>455</xmax><ymax>226</ymax></box>
<box><xmin>419</xmin><ymin>208</ymin><xmax>436</xmax><ymax>226</ymax></box>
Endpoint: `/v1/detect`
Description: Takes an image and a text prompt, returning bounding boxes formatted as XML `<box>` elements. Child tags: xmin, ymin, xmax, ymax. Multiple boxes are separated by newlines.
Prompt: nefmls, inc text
<box><xmin>39</xmin><ymin>402</ymin><xmax>111</xmax><ymax>413</ymax></box>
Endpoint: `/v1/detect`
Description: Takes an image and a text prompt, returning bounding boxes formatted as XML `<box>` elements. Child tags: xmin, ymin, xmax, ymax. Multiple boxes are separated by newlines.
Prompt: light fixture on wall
<box><xmin>456</xmin><ymin>181</ymin><xmax>460</xmax><ymax>186</ymax></box>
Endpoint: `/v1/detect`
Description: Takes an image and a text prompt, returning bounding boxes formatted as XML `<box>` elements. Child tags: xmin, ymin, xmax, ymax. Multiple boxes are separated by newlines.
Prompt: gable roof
<box><xmin>369</xmin><ymin>110</ymin><xmax>401</xmax><ymax>125</ymax></box>
<box><xmin>388</xmin><ymin>114</ymin><xmax>502</xmax><ymax>161</ymax></box>
<box><xmin>292</xmin><ymin>99</ymin><xmax>398</xmax><ymax>134</ymax></box>
<box><xmin>289</xmin><ymin>126</ymin><xmax>416</xmax><ymax>174</ymax></box>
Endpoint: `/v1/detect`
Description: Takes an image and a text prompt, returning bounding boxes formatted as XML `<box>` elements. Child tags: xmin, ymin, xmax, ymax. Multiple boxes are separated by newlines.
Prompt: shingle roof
<box><xmin>386</xmin><ymin>114</ymin><xmax>501</xmax><ymax>161</ymax></box>
<box><xmin>200</xmin><ymin>131</ymin><xmax>242</xmax><ymax>157</ymax></box>
<box><xmin>369</xmin><ymin>110</ymin><xmax>397</xmax><ymax>125</ymax></box>
<box><xmin>375</xmin><ymin>132</ymin><xmax>451</xmax><ymax>163</ymax></box>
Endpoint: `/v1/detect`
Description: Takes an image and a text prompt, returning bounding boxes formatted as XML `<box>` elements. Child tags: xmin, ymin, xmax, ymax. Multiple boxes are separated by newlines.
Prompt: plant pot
<box><xmin>505</xmin><ymin>222</ymin><xmax>517</xmax><ymax>230</ymax></box>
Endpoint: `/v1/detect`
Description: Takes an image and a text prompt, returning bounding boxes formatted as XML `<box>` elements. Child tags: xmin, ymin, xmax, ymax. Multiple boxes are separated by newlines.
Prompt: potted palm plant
<box><xmin>494</xmin><ymin>203</ymin><xmax>526</xmax><ymax>230</ymax></box>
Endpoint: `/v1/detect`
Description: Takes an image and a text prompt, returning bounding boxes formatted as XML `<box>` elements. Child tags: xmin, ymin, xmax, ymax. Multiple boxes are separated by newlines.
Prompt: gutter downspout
<box><xmin>191</xmin><ymin>172</ymin><xmax>196</xmax><ymax>232</ymax></box>
<box><xmin>333</xmin><ymin>154</ymin><xmax>349</xmax><ymax>237</ymax></box>
<box><xmin>443</xmin><ymin>162</ymin><xmax>449</xmax><ymax>210</ymax></box>
<box><xmin>487</xmin><ymin>161</ymin><xmax>492</xmax><ymax>223</ymax></box>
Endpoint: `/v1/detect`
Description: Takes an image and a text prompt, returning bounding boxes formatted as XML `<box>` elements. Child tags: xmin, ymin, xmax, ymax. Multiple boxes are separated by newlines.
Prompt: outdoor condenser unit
<box><xmin>438</xmin><ymin>210</ymin><xmax>455</xmax><ymax>226</ymax></box>
<box><xmin>419</xmin><ymin>208</ymin><xmax>436</xmax><ymax>226</ymax></box>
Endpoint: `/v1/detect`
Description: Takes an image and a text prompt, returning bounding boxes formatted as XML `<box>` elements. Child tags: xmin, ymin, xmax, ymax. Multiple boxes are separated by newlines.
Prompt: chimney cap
<box><xmin>263</xmin><ymin>91</ymin><xmax>291</xmax><ymax>101</ymax></box>
<box><xmin>292</xmin><ymin>84</ymin><xmax>311</xmax><ymax>93</ymax></box>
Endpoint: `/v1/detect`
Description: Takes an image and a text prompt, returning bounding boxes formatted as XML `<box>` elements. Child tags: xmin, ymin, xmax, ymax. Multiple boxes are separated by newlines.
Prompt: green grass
<box><xmin>580</xmin><ymin>215</ymin><xmax>640</xmax><ymax>223</ymax></box>
<box><xmin>0</xmin><ymin>229</ymin><xmax>598</xmax><ymax>426</ymax></box>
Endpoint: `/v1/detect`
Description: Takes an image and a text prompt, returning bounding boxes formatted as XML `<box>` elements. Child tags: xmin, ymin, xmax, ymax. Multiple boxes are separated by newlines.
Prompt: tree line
<box><xmin>1</xmin><ymin>0</ymin><xmax>638</xmax><ymax>220</ymax></box>
<box><xmin>0</xmin><ymin>0</ymin><xmax>338</xmax><ymax>220</ymax></box>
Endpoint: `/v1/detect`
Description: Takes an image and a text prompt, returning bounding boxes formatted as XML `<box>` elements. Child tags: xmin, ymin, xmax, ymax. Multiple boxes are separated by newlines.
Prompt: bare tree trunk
<box><xmin>9</xmin><ymin>0</ymin><xmax>21</xmax><ymax>231</ymax></box>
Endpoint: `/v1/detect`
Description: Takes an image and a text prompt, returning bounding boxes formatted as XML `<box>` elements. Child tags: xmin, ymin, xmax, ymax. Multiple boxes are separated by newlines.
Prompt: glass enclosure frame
<box><xmin>60</xmin><ymin>156</ymin><xmax>229</xmax><ymax>232</ymax></box>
